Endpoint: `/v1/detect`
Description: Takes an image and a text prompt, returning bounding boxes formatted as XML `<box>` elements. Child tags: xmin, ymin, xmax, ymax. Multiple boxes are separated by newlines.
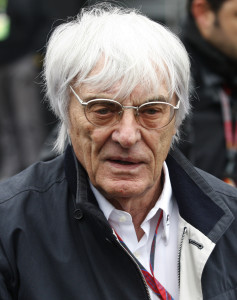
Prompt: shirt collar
<box><xmin>90</xmin><ymin>162</ymin><xmax>173</xmax><ymax>242</ymax></box>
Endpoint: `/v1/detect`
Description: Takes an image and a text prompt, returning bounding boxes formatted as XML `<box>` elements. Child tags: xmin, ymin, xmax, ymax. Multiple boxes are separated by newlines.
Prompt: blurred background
<box><xmin>0</xmin><ymin>0</ymin><xmax>187</xmax><ymax>180</ymax></box>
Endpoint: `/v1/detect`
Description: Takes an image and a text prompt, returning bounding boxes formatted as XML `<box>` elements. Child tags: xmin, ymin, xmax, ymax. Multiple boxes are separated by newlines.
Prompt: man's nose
<box><xmin>111</xmin><ymin>109</ymin><xmax>141</xmax><ymax>148</ymax></box>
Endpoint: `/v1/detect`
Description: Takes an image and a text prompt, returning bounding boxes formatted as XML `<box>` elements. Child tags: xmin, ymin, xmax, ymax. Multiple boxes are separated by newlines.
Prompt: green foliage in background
<box><xmin>0</xmin><ymin>0</ymin><xmax>10</xmax><ymax>41</ymax></box>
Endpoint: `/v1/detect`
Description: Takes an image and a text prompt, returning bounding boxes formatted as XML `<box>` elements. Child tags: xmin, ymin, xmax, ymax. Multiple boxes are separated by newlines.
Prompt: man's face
<box><xmin>207</xmin><ymin>0</ymin><xmax>237</xmax><ymax>59</ymax></box>
<box><xmin>68</xmin><ymin>79</ymin><xmax>176</xmax><ymax>203</ymax></box>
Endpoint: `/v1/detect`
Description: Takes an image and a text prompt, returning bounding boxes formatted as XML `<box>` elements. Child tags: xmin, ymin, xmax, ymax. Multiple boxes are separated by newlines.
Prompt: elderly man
<box><xmin>0</xmin><ymin>4</ymin><xmax>237</xmax><ymax>300</ymax></box>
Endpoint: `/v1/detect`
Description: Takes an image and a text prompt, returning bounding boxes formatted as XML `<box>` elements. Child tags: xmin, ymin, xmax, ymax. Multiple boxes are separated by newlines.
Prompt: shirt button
<box><xmin>119</xmin><ymin>215</ymin><xmax>127</xmax><ymax>222</ymax></box>
<box><xmin>134</xmin><ymin>252</ymin><xmax>141</xmax><ymax>259</ymax></box>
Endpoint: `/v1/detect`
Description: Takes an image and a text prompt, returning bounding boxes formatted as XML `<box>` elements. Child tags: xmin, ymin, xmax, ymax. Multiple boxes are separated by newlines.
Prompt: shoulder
<box><xmin>167</xmin><ymin>148</ymin><xmax>237</xmax><ymax>204</ymax></box>
<box><xmin>196</xmin><ymin>167</ymin><xmax>237</xmax><ymax>201</ymax></box>
<box><xmin>0</xmin><ymin>154</ymin><xmax>66</xmax><ymax>205</ymax></box>
<box><xmin>0</xmin><ymin>154</ymin><xmax>69</xmax><ymax>240</ymax></box>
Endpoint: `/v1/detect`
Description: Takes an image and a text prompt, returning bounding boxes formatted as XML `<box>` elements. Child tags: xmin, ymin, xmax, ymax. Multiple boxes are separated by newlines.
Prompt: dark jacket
<box><xmin>0</xmin><ymin>146</ymin><xmax>237</xmax><ymax>299</ymax></box>
<box><xmin>179</xmin><ymin>17</ymin><xmax>237</xmax><ymax>183</ymax></box>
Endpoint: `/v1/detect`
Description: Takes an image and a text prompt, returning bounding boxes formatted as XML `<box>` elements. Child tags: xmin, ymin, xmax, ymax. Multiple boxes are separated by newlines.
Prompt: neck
<box><xmin>109</xmin><ymin>176</ymin><xmax>164</xmax><ymax>241</ymax></box>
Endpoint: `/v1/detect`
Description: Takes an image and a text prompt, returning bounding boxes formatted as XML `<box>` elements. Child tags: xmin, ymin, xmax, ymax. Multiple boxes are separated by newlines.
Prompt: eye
<box><xmin>143</xmin><ymin>107</ymin><xmax>161</xmax><ymax>115</ymax></box>
<box><xmin>139</xmin><ymin>103</ymin><xmax>164</xmax><ymax>116</ymax></box>
<box><xmin>87</xmin><ymin>100</ymin><xmax>120</xmax><ymax>115</ymax></box>
<box><xmin>94</xmin><ymin>107</ymin><xmax>111</xmax><ymax>115</ymax></box>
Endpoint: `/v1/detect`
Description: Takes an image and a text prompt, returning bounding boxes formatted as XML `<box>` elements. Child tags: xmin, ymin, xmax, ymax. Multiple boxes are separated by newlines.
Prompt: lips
<box><xmin>106</xmin><ymin>156</ymin><xmax>144</xmax><ymax>166</ymax></box>
<box><xmin>113</xmin><ymin>160</ymin><xmax>136</xmax><ymax>165</ymax></box>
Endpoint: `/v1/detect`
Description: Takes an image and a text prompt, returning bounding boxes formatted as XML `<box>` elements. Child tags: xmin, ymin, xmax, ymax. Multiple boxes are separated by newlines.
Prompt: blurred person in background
<box><xmin>0</xmin><ymin>0</ymin><xmax>86</xmax><ymax>179</ymax></box>
<box><xmin>1</xmin><ymin>4</ymin><xmax>237</xmax><ymax>300</ymax></box>
<box><xmin>0</xmin><ymin>0</ymin><xmax>46</xmax><ymax>179</ymax></box>
<box><xmin>179</xmin><ymin>0</ymin><xmax>237</xmax><ymax>186</ymax></box>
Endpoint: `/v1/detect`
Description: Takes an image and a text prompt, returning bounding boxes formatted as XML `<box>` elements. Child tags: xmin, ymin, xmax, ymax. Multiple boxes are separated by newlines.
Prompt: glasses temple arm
<box><xmin>70</xmin><ymin>85</ymin><xmax>86</xmax><ymax>105</ymax></box>
<box><xmin>175</xmin><ymin>100</ymin><xmax>180</xmax><ymax>109</ymax></box>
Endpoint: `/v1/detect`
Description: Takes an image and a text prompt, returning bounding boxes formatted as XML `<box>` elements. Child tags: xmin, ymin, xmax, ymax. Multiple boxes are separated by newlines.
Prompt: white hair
<box><xmin>43</xmin><ymin>3</ymin><xmax>191</xmax><ymax>153</ymax></box>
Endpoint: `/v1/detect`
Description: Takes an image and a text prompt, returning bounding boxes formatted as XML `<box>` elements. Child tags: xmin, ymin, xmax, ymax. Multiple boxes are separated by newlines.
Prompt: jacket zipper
<box><xmin>177</xmin><ymin>226</ymin><xmax>187</xmax><ymax>289</ymax></box>
<box><xmin>112</xmin><ymin>229</ymin><xmax>151</xmax><ymax>300</ymax></box>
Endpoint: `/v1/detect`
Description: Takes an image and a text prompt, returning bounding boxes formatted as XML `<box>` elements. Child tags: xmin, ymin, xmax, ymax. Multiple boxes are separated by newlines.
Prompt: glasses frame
<box><xmin>70</xmin><ymin>85</ymin><xmax>180</xmax><ymax>129</ymax></box>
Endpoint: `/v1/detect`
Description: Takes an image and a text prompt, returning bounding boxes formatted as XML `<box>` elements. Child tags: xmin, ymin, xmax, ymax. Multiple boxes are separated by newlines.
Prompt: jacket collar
<box><xmin>64</xmin><ymin>145</ymin><xmax>99</xmax><ymax>208</ymax></box>
<box><xmin>167</xmin><ymin>148</ymin><xmax>235</xmax><ymax>243</ymax></box>
<box><xmin>64</xmin><ymin>144</ymin><xmax>234</xmax><ymax>242</ymax></box>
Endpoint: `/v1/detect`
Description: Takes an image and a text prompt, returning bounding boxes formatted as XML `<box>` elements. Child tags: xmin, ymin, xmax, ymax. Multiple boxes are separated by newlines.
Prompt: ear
<box><xmin>191</xmin><ymin>0</ymin><xmax>215</xmax><ymax>37</ymax></box>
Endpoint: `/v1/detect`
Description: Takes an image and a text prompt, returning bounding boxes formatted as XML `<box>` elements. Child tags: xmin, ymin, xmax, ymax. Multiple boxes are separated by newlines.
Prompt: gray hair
<box><xmin>43</xmin><ymin>3</ymin><xmax>191</xmax><ymax>153</ymax></box>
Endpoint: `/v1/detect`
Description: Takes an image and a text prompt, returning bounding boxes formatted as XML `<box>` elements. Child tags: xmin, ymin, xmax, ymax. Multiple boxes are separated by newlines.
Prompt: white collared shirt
<box><xmin>90</xmin><ymin>162</ymin><xmax>179</xmax><ymax>300</ymax></box>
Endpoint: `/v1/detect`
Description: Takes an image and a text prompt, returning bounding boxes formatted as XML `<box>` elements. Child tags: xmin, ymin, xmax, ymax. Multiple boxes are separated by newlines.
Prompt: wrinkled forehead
<box><xmin>75</xmin><ymin>56</ymin><xmax>174</xmax><ymax>102</ymax></box>
<box><xmin>78</xmin><ymin>79</ymin><xmax>171</xmax><ymax>104</ymax></box>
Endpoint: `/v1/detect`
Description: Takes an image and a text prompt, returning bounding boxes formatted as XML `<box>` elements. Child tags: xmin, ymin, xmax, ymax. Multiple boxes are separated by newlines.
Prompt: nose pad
<box><xmin>118</xmin><ymin>110</ymin><xmax>123</xmax><ymax>118</ymax></box>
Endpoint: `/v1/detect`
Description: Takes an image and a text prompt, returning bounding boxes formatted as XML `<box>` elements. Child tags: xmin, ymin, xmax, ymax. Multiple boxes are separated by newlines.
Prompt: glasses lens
<box><xmin>138</xmin><ymin>102</ymin><xmax>174</xmax><ymax>129</ymax></box>
<box><xmin>86</xmin><ymin>100</ymin><xmax>121</xmax><ymax>126</ymax></box>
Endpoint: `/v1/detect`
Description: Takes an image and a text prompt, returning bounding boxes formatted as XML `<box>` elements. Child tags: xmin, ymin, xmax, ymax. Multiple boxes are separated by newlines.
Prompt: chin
<box><xmin>101</xmin><ymin>181</ymin><xmax>147</xmax><ymax>199</ymax></box>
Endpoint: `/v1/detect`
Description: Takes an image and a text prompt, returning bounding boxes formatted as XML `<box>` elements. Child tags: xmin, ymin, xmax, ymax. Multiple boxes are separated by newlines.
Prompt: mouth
<box><xmin>112</xmin><ymin>160</ymin><xmax>136</xmax><ymax>165</ymax></box>
<box><xmin>106</xmin><ymin>157</ymin><xmax>144</xmax><ymax>169</ymax></box>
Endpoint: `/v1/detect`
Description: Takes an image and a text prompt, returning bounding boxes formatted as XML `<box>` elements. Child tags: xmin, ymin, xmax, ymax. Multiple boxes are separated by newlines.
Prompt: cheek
<box><xmin>68</xmin><ymin>110</ymin><xmax>92</xmax><ymax>163</ymax></box>
<box><xmin>150</xmin><ymin>125</ymin><xmax>175</xmax><ymax>166</ymax></box>
<box><xmin>69</xmin><ymin>116</ymin><xmax>113</xmax><ymax>175</ymax></box>
<box><xmin>152</xmin><ymin>123</ymin><xmax>175</xmax><ymax>147</ymax></box>
<box><xmin>69</xmin><ymin>115</ymin><xmax>90</xmax><ymax>148</ymax></box>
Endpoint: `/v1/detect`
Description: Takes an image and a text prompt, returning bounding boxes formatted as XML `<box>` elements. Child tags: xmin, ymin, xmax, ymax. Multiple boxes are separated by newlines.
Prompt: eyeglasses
<box><xmin>70</xmin><ymin>86</ymin><xmax>180</xmax><ymax>129</ymax></box>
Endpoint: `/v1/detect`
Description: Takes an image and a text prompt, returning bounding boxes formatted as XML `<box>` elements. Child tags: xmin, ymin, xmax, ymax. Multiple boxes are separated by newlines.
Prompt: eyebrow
<box><xmin>82</xmin><ymin>94</ymin><xmax>170</xmax><ymax>103</ymax></box>
<box><xmin>147</xmin><ymin>96</ymin><xmax>169</xmax><ymax>103</ymax></box>
<box><xmin>82</xmin><ymin>94</ymin><xmax>114</xmax><ymax>102</ymax></box>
